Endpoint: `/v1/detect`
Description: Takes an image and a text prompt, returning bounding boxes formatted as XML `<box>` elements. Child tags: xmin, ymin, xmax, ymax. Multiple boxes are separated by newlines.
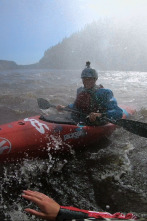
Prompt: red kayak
<box><xmin>0</xmin><ymin>106</ymin><xmax>135</xmax><ymax>162</ymax></box>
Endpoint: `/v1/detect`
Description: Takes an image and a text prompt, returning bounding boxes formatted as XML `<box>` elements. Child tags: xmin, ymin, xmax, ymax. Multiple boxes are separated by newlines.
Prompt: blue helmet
<box><xmin>81</xmin><ymin>61</ymin><xmax>98</xmax><ymax>80</ymax></box>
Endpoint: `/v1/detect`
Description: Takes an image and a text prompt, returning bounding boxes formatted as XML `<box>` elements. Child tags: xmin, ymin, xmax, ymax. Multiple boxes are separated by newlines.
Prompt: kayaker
<box><xmin>22</xmin><ymin>190</ymin><xmax>138</xmax><ymax>220</ymax></box>
<box><xmin>56</xmin><ymin>61</ymin><xmax>123</xmax><ymax>125</ymax></box>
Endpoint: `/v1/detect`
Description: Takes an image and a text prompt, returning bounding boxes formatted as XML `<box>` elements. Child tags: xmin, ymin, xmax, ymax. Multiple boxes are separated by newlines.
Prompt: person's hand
<box><xmin>56</xmin><ymin>105</ymin><xmax>65</xmax><ymax>111</ymax></box>
<box><xmin>22</xmin><ymin>190</ymin><xmax>60</xmax><ymax>220</ymax></box>
<box><xmin>88</xmin><ymin>112</ymin><xmax>102</xmax><ymax>122</ymax></box>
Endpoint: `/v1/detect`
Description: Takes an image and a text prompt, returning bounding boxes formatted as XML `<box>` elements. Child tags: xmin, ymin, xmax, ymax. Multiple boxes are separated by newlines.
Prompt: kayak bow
<box><xmin>0</xmin><ymin>106</ymin><xmax>135</xmax><ymax>162</ymax></box>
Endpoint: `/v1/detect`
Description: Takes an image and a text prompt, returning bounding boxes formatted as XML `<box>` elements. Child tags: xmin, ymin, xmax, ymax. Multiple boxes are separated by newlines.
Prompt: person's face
<box><xmin>82</xmin><ymin>78</ymin><xmax>96</xmax><ymax>89</ymax></box>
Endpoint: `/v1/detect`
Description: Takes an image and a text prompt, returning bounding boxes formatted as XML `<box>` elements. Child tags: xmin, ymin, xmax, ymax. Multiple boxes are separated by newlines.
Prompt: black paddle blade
<box><xmin>116</xmin><ymin>119</ymin><xmax>147</xmax><ymax>138</ymax></box>
<box><xmin>37</xmin><ymin>98</ymin><xmax>51</xmax><ymax>109</ymax></box>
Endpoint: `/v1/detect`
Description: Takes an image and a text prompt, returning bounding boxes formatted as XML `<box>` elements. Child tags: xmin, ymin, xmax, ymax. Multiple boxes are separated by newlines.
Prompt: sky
<box><xmin>0</xmin><ymin>0</ymin><xmax>147</xmax><ymax>65</ymax></box>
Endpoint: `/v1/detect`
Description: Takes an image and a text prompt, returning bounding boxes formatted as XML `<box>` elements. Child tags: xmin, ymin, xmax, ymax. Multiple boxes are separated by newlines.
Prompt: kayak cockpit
<box><xmin>39</xmin><ymin>114</ymin><xmax>78</xmax><ymax>125</ymax></box>
<box><xmin>39</xmin><ymin>114</ymin><xmax>107</xmax><ymax>126</ymax></box>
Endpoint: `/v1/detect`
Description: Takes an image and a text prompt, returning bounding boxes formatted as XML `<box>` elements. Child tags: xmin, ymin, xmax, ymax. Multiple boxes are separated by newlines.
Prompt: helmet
<box><xmin>81</xmin><ymin>61</ymin><xmax>98</xmax><ymax>80</ymax></box>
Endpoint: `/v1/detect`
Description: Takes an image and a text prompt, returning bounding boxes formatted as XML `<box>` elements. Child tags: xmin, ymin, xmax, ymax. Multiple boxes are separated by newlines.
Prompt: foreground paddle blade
<box><xmin>116</xmin><ymin>119</ymin><xmax>147</xmax><ymax>138</ymax></box>
<box><xmin>37</xmin><ymin>98</ymin><xmax>51</xmax><ymax>109</ymax></box>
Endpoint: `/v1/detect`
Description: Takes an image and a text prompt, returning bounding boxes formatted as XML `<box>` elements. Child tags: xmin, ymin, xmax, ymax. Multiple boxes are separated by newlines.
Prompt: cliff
<box><xmin>0</xmin><ymin>60</ymin><xmax>18</xmax><ymax>70</ymax></box>
<box><xmin>38</xmin><ymin>19</ymin><xmax>147</xmax><ymax>71</ymax></box>
<box><xmin>1</xmin><ymin>18</ymin><xmax>147</xmax><ymax>71</ymax></box>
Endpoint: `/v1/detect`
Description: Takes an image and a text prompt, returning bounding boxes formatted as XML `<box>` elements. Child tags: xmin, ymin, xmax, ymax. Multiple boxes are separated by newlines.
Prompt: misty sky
<box><xmin>0</xmin><ymin>0</ymin><xmax>147</xmax><ymax>65</ymax></box>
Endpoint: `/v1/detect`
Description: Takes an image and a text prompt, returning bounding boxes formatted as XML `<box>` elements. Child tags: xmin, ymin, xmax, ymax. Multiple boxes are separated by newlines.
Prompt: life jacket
<box><xmin>74</xmin><ymin>84</ymin><xmax>104</xmax><ymax>114</ymax></box>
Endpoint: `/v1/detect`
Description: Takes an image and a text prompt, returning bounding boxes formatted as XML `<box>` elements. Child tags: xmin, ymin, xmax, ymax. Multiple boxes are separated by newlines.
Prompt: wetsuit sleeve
<box><xmin>68</xmin><ymin>103</ymin><xmax>75</xmax><ymax>109</ymax></box>
<box><xmin>98</xmin><ymin>89</ymin><xmax>123</xmax><ymax>120</ymax></box>
<box><xmin>56</xmin><ymin>206</ymin><xmax>138</xmax><ymax>220</ymax></box>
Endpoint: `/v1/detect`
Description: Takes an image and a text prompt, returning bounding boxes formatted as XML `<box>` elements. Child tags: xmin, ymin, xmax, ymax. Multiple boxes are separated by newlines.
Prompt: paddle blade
<box><xmin>37</xmin><ymin>98</ymin><xmax>51</xmax><ymax>109</ymax></box>
<box><xmin>116</xmin><ymin>119</ymin><xmax>147</xmax><ymax>138</ymax></box>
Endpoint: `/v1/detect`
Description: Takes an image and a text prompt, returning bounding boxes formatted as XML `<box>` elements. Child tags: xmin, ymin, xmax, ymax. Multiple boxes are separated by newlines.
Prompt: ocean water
<box><xmin>0</xmin><ymin>69</ymin><xmax>147</xmax><ymax>220</ymax></box>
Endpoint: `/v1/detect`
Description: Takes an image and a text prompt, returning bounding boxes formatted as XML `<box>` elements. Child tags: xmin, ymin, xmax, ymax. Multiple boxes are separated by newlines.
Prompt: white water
<box><xmin>0</xmin><ymin>69</ymin><xmax>147</xmax><ymax>220</ymax></box>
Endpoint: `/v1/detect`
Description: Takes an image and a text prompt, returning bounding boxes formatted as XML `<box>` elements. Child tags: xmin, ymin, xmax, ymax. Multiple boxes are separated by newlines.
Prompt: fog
<box><xmin>38</xmin><ymin>16</ymin><xmax>147</xmax><ymax>71</ymax></box>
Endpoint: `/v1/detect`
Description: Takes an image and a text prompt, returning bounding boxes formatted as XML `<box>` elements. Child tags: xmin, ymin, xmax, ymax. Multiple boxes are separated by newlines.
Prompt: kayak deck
<box><xmin>0</xmin><ymin>115</ymin><xmax>116</xmax><ymax>162</ymax></box>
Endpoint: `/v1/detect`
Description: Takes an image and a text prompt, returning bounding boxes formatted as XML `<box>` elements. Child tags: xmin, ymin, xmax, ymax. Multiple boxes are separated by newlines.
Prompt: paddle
<box><xmin>37</xmin><ymin>98</ymin><xmax>147</xmax><ymax>138</ymax></box>
<box><xmin>37</xmin><ymin>98</ymin><xmax>79</xmax><ymax>113</ymax></box>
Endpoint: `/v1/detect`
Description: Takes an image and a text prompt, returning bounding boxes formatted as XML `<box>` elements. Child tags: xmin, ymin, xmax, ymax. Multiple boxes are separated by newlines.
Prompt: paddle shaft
<box><xmin>37</xmin><ymin>98</ymin><xmax>147</xmax><ymax>138</ymax></box>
